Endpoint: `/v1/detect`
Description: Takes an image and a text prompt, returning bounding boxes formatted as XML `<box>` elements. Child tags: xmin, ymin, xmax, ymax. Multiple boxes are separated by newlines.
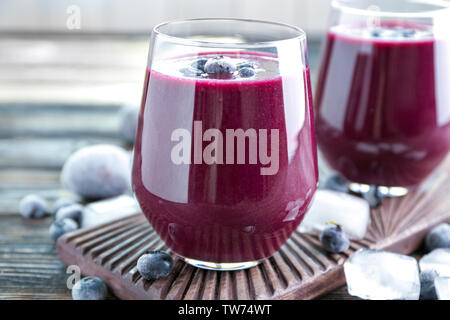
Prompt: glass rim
<box><xmin>331</xmin><ymin>0</ymin><xmax>450</xmax><ymax>18</ymax></box>
<box><xmin>152</xmin><ymin>18</ymin><xmax>306</xmax><ymax>48</ymax></box>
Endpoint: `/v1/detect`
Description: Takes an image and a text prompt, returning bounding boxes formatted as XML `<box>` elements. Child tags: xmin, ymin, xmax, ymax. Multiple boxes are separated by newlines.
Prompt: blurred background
<box><xmin>0</xmin><ymin>0</ymin><xmax>330</xmax><ymax>106</ymax></box>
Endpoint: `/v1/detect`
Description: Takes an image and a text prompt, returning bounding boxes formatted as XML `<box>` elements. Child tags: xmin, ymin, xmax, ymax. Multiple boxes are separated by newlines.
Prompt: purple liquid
<box><xmin>132</xmin><ymin>53</ymin><xmax>318</xmax><ymax>263</ymax></box>
<box><xmin>315</xmin><ymin>25</ymin><xmax>450</xmax><ymax>187</ymax></box>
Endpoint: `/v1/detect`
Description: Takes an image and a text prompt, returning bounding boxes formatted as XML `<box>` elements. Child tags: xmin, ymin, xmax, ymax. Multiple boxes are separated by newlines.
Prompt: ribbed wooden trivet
<box><xmin>57</xmin><ymin>160</ymin><xmax>450</xmax><ymax>300</ymax></box>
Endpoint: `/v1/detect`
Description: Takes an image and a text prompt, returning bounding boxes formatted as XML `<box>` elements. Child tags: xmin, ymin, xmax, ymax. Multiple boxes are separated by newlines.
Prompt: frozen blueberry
<box><xmin>238</xmin><ymin>67</ymin><xmax>255</xmax><ymax>78</ymax></box>
<box><xmin>425</xmin><ymin>223</ymin><xmax>450</xmax><ymax>252</ymax></box>
<box><xmin>19</xmin><ymin>194</ymin><xmax>49</xmax><ymax>219</ymax></box>
<box><xmin>49</xmin><ymin>218</ymin><xmax>78</xmax><ymax>240</ymax></box>
<box><xmin>320</xmin><ymin>224</ymin><xmax>350</xmax><ymax>253</ymax></box>
<box><xmin>56</xmin><ymin>204</ymin><xmax>83</xmax><ymax>225</ymax></box>
<box><xmin>180</xmin><ymin>67</ymin><xmax>204</xmax><ymax>77</ymax></box>
<box><xmin>237</xmin><ymin>61</ymin><xmax>255</xmax><ymax>69</ymax></box>
<box><xmin>72</xmin><ymin>276</ymin><xmax>107</xmax><ymax>300</ymax></box>
<box><xmin>370</xmin><ymin>28</ymin><xmax>382</xmax><ymax>37</ymax></box>
<box><xmin>119</xmin><ymin>104</ymin><xmax>140</xmax><ymax>144</ymax></box>
<box><xmin>190</xmin><ymin>58</ymin><xmax>208</xmax><ymax>72</ymax></box>
<box><xmin>402</xmin><ymin>29</ymin><xmax>416</xmax><ymax>38</ymax></box>
<box><xmin>137</xmin><ymin>250</ymin><xmax>173</xmax><ymax>280</ymax></box>
<box><xmin>53</xmin><ymin>198</ymin><xmax>76</xmax><ymax>215</ymax></box>
<box><xmin>419</xmin><ymin>269</ymin><xmax>438</xmax><ymax>300</ymax></box>
<box><xmin>60</xmin><ymin>144</ymin><xmax>131</xmax><ymax>199</ymax></box>
<box><xmin>362</xmin><ymin>186</ymin><xmax>384</xmax><ymax>208</ymax></box>
<box><xmin>204</xmin><ymin>56</ymin><xmax>236</xmax><ymax>76</ymax></box>
<box><xmin>323</xmin><ymin>173</ymin><xmax>348</xmax><ymax>193</ymax></box>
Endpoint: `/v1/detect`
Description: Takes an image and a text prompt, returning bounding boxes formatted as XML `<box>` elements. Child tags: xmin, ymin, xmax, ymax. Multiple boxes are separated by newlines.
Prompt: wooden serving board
<box><xmin>56</xmin><ymin>159</ymin><xmax>450</xmax><ymax>300</ymax></box>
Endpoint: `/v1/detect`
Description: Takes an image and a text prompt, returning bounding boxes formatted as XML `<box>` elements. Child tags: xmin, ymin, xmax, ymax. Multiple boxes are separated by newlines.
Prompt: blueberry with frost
<box><xmin>60</xmin><ymin>144</ymin><xmax>131</xmax><ymax>199</ymax></box>
<box><xmin>19</xmin><ymin>194</ymin><xmax>48</xmax><ymax>219</ymax></box>
<box><xmin>55</xmin><ymin>204</ymin><xmax>83</xmax><ymax>225</ymax></box>
<box><xmin>425</xmin><ymin>223</ymin><xmax>450</xmax><ymax>252</ymax></box>
<box><xmin>49</xmin><ymin>218</ymin><xmax>78</xmax><ymax>240</ymax></box>
<box><xmin>323</xmin><ymin>173</ymin><xmax>348</xmax><ymax>193</ymax></box>
<box><xmin>118</xmin><ymin>104</ymin><xmax>140</xmax><ymax>143</ymax></box>
<box><xmin>320</xmin><ymin>223</ymin><xmax>350</xmax><ymax>253</ymax></box>
<box><xmin>137</xmin><ymin>250</ymin><xmax>173</xmax><ymax>280</ymax></box>
<box><xmin>419</xmin><ymin>270</ymin><xmax>438</xmax><ymax>300</ymax></box>
<box><xmin>239</xmin><ymin>67</ymin><xmax>255</xmax><ymax>78</ymax></box>
<box><xmin>72</xmin><ymin>276</ymin><xmax>107</xmax><ymax>300</ymax></box>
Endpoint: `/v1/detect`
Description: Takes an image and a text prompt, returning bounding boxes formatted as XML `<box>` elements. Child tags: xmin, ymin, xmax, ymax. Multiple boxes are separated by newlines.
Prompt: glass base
<box><xmin>348</xmin><ymin>182</ymin><xmax>409</xmax><ymax>197</ymax></box>
<box><xmin>182</xmin><ymin>256</ymin><xmax>261</xmax><ymax>271</ymax></box>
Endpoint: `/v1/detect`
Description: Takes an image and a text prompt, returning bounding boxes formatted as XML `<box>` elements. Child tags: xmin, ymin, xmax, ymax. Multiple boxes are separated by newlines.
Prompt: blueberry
<box><xmin>60</xmin><ymin>144</ymin><xmax>131</xmax><ymax>199</ymax></box>
<box><xmin>402</xmin><ymin>29</ymin><xmax>416</xmax><ymax>38</ymax></box>
<box><xmin>49</xmin><ymin>218</ymin><xmax>78</xmax><ymax>240</ymax></box>
<box><xmin>425</xmin><ymin>223</ymin><xmax>450</xmax><ymax>252</ymax></box>
<box><xmin>320</xmin><ymin>224</ymin><xmax>350</xmax><ymax>253</ymax></box>
<box><xmin>55</xmin><ymin>204</ymin><xmax>83</xmax><ymax>225</ymax></box>
<box><xmin>53</xmin><ymin>198</ymin><xmax>76</xmax><ymax>215</ymax></box>
<box><xmin>238</xmin><ymin>67</ymin><xmax>255</xmax><ymax>78</ymax></box>
<box><xmin>323</xmin><ymin>173</ymin><xmax>348</xmax><ymax>193</ymax></box>
<box><xmin>72</xmin><ymin>276</ymin><xmax>107</xmax><ymax>300</ymax></box>
<box><xmin>180</xmin><ymin>67</ymin><xmax>203</xmax><ymax>77</ymax></box>
<box><xmin>370</xmin><ymin>28</ymin><xmax>382</xmax><ymax>37</ymax></box>
<box><xmin>190</xmin><ymin>58</ymin><xmax>208</xmax><ymax>72</ymax></box>
<box><xmin>137</xmin><ymin>250</ymin><xmax>173</xmax><ymax>280</ymax></box>
<box><xmin>419</xmin><ymin>270</ymin><xmax>438</xmax><ymax>300</ymax></box>
<box><xmin>19</xmin><ymin>194</ymin><xmax>48</xmax><ymax>219</ymax></box>
<box><xmin>237</xmin><ymin>61</ymin><xmax>255</xmax><ymax>69</ymax></box>
<box><xmin>362</xmin><ymin>186</ymin><xmax>384</xmax><ymax>208</ymax></box>
<box><xmin>204</xmin><ymin>56</ymin><xmax>236</xmax><ymax>76</ymax></box>
<box><xmin>119</xmin><ymin>104</ymin><xmax>140</xmax><ymax>144</ymax></box>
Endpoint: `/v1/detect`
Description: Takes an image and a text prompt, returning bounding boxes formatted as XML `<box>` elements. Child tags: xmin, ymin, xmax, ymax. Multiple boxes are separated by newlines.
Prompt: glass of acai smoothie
<box><xmin>315</xmin><ymin>0</ymin><xmax>450</xmax><ymax>196</ymax></box>
<box><xmin>132</xmin><ymin>19</ymin><xmax>318</xmax><ymax>270</ymax></box>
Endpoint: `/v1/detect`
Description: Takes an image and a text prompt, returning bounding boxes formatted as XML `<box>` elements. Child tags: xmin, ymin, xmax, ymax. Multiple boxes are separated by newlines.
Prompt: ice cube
<box><xmin>344</xmin><ymin>249</ymin><xmax>420</xmax><ymax>300</ymax></box>
<box><xmin>81</xmin><ymin>195</ymin><xmax>140</xmax><ymax>228</ymax></box>
<box><xmin>434</xmin><ymin>277</ymin><xmax>450</xmax><ymax>300</ymax></box>
<box><xmin>419</xmin><ymin>248</ymin><xmax>450</xmax><ymax>277</ymax></box>
<box><xmin>299</xmin><ymin>189</ymin><xmax>370</xmax><ymax>239</ymax></box>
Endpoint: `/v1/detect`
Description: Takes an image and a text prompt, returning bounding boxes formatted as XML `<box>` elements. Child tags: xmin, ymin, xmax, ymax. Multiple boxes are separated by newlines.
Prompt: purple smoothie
<box><xmin>315</xmin><ymin>24</ymin><xmax>450</xmax><ymax>187</ymax></box>
<box><xmin>132</xmin><ymin>52</ymin><xmax>318</xmax><ymax>263</ymax></box>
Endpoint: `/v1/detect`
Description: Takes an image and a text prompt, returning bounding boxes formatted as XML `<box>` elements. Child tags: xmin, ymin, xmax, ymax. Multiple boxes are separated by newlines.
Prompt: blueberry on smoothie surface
<box><xmin>180</xmin><ymin>67</ymin><xmax>204</xmax><ymax>77</ymax></box>
<box><xmin>239</xmin><ymin>67</ymin><xmax>255</xmax><ymax>78</ymax></box>
<box><xmin>204</xmin><ymin>56</ymin><xmax>236</xmax><ymax>76</ymax></box>
<box><xmin>191</xmin><ymin>57</ymin><xmax>208</xmax><ymax>72</ymax></box>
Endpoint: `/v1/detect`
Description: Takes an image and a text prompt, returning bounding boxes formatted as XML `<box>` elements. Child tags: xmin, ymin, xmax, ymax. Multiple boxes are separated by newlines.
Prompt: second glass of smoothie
<box><xmin>132</xmin><ymin>19</ymin><xmax>318</xmax><ymax>270</ymax></box>
<box><xmin>316</xmin><ymin>0</ymin><xmax>450</xmax><ymax>196</ymax></box>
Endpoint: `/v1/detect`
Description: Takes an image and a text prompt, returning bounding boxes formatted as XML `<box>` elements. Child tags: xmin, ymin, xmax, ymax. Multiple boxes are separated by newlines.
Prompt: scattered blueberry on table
<box><xmin>323</xmin><ymin>173</ymin><xmax>349</xmax><ymax>193</ymax></box>
<box><xmin>137</xmin><ymin>250</ymin><xmax>174</xmax><ymax>280</ymax></box>
<box><xmin>60</xmin><ymin>144</ymin><xmax>131</xmax><ymax>199</ymax></box>
<box><xmin>362</xmin><ymin>185</ymin><xmax>384</xmax><ymax>208</ymax></box>
<box><xmin>419</xmin><ymin>269</ymin><xmax>439</xmax><ymax>300</ymax></box>
<box><xmin>55</xmin><ymin>204</ymin><xmax>84</xmax><ymax>225</ymax></box>
<box><xmin>118</xmin><ymin>104</ymin><xmax>140</xmax><ymax>144</ymax></box>
<box><xmin>72</xmin><ymin>276</ymin><xmax>108</xmax><ymax>300</ymax></box>
<box><xmin>19</xmin><ymin>194</ymin><xmax>49</xmax><ymax>219</ymax></box>
<box><xmin>425</xmin><ymin>223</ymin><xmax>450</xmax><ymax>252</ymax></box>
<box><xmin>49</xmin><ymin>218</ymin><xmax>78</xmax><ymax>240</ymax></box>
<box><xmin>320</xmin><ymin>224</ymin><xmax>350</xmax><ymax>253</ymax></box>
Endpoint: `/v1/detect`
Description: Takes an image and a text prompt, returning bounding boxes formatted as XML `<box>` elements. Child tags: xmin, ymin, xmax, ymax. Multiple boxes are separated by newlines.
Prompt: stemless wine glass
<box><xmin>315</xmin><ymin>0</ymin><xmax>450</xmax><ymax>196</ymax></box>
<box><xmin>132</xmin><ymin>18</ymin><xmax>318</xmax><ymax>270</ymax></box>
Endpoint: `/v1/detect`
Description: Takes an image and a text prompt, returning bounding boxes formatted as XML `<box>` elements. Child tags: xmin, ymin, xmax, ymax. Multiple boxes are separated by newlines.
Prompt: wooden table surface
<box><xmin>0</xmin><ymin>32</ymin><xmax>357</xmax><ymax>300</ymax></box>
